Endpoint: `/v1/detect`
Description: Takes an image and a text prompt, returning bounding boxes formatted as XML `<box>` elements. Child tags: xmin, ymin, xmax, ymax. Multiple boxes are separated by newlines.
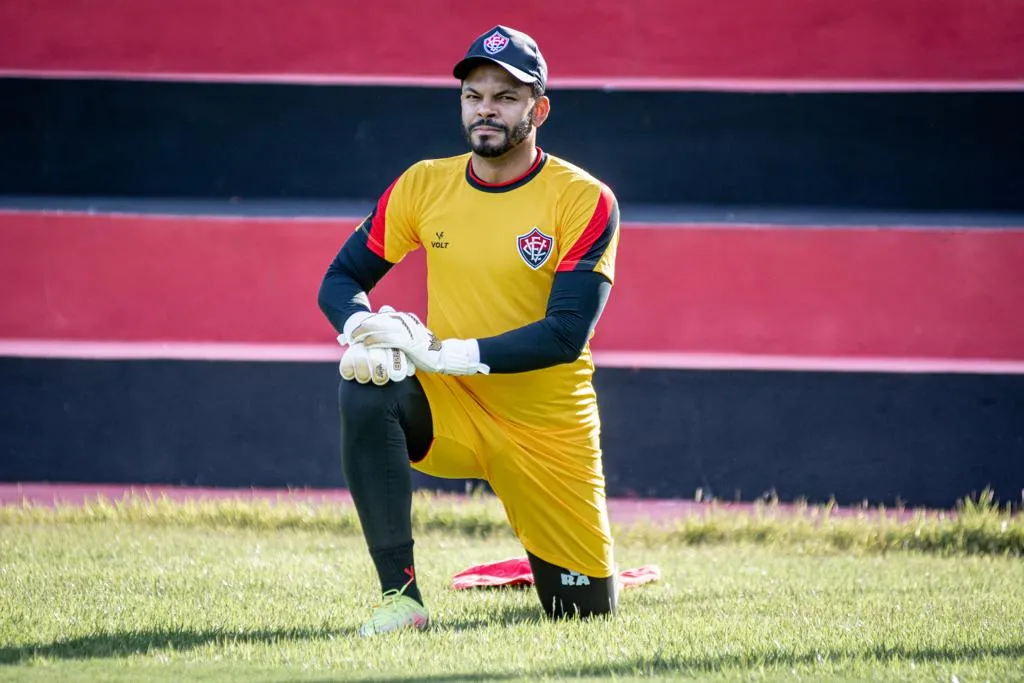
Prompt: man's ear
<box><xmin>532</xmin><ymin>95</ymin><xmax>551</xmax><ymax>127</ymax></box>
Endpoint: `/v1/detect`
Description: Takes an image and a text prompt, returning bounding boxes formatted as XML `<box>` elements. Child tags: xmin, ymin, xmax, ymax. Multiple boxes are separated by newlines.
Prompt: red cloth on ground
<box><xmin>451</xmin><ymin>556</ymin><xmax>661</xmax><ymax>590</ymax></box>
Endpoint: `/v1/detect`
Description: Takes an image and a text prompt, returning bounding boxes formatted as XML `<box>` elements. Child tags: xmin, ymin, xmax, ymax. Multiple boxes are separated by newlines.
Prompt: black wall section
<box><xmin>0</xmin><ymin>358</ymin><xmax>346</xmax><ymax>489</ymax></box>
<box><xmin>2</xmin><ymin>78</ymin><xmax>1022</xmax><ymax>211</ymax></box>
<box><xmin>596</xmin><ymin>368</ymin><xmax>1024</xmax><ymax>507</ymax></box>
<box><xmin>3</xmin><ymin>357</ymin><xmax>1022</xmax><ymax>508</ymax></box>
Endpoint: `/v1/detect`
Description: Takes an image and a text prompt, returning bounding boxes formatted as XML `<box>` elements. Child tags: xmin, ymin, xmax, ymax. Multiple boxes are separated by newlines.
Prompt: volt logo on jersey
<box><xmin>517</xmin><ymin>227</ymin><xmax>553</xmax><ymax>269</ymax></box>
<box><xmin>431</xmin><ymin>231</ymin><xmax>449</xmax><ymax>249</ymax></box>
<box><xmin>482</xmin><ymin>31</ymin><xmax>510</xmax><ymax>55</ymax></box>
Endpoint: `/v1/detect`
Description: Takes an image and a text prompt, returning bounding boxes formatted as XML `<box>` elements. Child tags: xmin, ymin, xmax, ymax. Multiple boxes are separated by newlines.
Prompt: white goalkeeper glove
<box><xmin>338</xmin><ymin>341</ymin><xmax>415</xmax><ymax>385</ymax></box>
<box><xmin>350</xmin><ymin>310</ymin><xmax>490</xmax><ymax>376</ymax></box>
<box><xmin>337</xmin><ymin>306</ymin><xmax>415</xmax><ymax>385</ymax></box>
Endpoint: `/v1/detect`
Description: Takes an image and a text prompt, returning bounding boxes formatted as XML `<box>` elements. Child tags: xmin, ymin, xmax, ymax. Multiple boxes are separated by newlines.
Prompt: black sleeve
<box><xmin>477</xmin><ymin>270</ymin><xmax>612</xmax><ymax>374</ymax></box>
<box><xmin>317</xmin><ymin>224</ymin><xmax>394</xmax><ymax>334</ymax></box>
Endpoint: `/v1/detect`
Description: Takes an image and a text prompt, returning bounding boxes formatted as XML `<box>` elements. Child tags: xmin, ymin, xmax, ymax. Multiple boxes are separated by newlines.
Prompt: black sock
<box><xmin>370</xmin><ymin>541</ymin><xmax>422</xmax><ymax>605</ymax></box>
<box><xmin>526</xmin><ymin>551</ymin><xmax>617</xmax><ymax>619</ymax></box>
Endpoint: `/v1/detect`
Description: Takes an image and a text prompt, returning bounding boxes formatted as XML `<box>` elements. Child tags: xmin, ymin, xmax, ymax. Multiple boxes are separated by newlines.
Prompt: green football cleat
<box><xmin>358</xmin><ymin>589</ymin><xmax>430</xmax><ymax>636</ymax></box>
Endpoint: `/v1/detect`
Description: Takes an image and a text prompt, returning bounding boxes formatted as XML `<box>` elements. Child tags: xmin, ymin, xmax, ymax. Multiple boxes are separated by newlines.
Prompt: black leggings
<box><xmin>338</xmin><ymin>376</ymin><xmax>617</xmax><ymax>619</ymax></box>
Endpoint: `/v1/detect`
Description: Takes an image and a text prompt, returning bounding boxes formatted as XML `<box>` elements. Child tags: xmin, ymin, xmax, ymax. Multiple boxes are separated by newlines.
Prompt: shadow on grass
<box><xmin>433</xmin><ymin>603</ymin><xmax>552</xmax><ymax>632</ymax></box>
<box><xmin>6</xmin><ymin>622</ymin><xmax>1021</xmax><ymax>682</ymax></box>
<box><xmin>0</xmin><ymin>625</ymin><xmax>359</xmax><ymax>664</ymax></box>
<box><xmin>0</xmin><ymin>604</ymin><xmax>546</xmax><ymax>665</ymax></box>
<box><xmin>300</xmin><ymin>642</ymin><xmax>1024</xmax><ymax>682</ymax></box>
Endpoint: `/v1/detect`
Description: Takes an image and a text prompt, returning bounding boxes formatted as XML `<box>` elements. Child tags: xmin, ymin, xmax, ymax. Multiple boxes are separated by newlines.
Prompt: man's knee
<box><xmin>338</xmin><ymin>377</ymin><xmax>402</xmax><ymax>423</ymax></box>
<box><xmin>527</xmin><ymin>552</ymin><xmax>618</xmax><ymax>620</ymax></box>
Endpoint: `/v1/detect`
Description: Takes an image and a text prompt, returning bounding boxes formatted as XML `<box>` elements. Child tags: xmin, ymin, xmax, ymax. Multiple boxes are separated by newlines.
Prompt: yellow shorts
<box><xmin>413</xmin><ymin>373</ymin><xmax>615</xmax><ymax>578</ymax></box>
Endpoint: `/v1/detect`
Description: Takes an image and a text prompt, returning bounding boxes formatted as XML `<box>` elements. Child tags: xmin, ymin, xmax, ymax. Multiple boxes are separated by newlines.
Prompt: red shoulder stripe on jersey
<box><xmin>365</xmin><ymin>178</ymin><xmax>399</xmax><ymax>258</ymax></box>
<box><xmin>557</xmin><ymin>184</ymin><xmax>619</xmax><ymax>272</ymax></box>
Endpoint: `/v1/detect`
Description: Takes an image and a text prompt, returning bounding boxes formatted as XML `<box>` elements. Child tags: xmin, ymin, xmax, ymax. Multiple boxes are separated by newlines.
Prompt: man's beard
<box><xmin>463</xmin><ymin>113</ymin><xmax>534</xmax><ymax>158</ymax></box>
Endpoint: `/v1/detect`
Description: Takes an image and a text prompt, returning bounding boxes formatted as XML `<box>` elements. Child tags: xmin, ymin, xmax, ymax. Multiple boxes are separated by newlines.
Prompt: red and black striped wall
<box><xmin>2</xmin><ymin>1</ymin><xmax>1023</xmax><ymax>507</ymax></box>
<box><xmin>3</xmin><ymin>0</ymin><xmax>1022</xmax><ymax>85</ymax></box>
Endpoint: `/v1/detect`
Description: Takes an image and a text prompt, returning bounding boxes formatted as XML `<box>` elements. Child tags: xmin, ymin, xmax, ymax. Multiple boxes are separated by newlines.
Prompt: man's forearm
<box><xmin>318</xmin><ymin>262</ymin><xmax>371</xmax><ymax>333</ymax></box>
<box><xmin>318</xmin><ymin>230</ymin><xmax>394</xmax><ymax>333</ymax></box>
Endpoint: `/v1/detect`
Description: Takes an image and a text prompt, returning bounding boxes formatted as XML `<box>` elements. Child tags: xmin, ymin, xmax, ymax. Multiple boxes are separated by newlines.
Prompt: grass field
<box><xmin>1</xmin><ymin>492</ymin><xmax>1022</xmax><ymax>682</ymax></box>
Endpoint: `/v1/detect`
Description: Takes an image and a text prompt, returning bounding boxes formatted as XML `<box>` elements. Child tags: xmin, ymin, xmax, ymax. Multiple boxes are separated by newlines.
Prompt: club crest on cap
<box><xmin>482</xmin><ymin>31</ymin><xmax>510</xmax><ymax>55</ymax></box>
<box><xmin>517</xmin><ymin>227</ymin><xmax>553</xmax><ymax>269</ymax></box>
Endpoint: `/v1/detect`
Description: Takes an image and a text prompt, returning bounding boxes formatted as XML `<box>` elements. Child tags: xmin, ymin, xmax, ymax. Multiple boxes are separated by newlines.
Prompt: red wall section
<box><xmin>607</xmin><ymin>224</ymin><xmax>1024</xmax><ymax>360</ymax></box>
<box><xmin>2</xmin><ymin>0</ymin><xmax>1022</xmax><ymax>83</ymax></box>
<box><xmin>0</xmin><ymin>213</ymin><xmax>425</xmax><ymax>345</ymax></box>
<box><xmin>2</xmin><ymin>212</ymin><xmax>1023</xmax><ymax>360</ymax></box>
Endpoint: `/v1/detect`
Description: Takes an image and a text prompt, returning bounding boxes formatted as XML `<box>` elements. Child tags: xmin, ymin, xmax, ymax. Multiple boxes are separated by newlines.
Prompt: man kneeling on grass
<box><xmin>317</xmin><ymin>24</ymin><xmax>622</xmax><ymax>635</ymax></box>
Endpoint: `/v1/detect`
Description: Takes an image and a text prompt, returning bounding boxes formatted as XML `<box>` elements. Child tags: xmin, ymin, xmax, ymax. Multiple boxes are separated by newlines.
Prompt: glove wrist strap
<box><xmin>442</xmin><ymin>339</ymin><xmax>490</xmax><ymax>375</ymax></box>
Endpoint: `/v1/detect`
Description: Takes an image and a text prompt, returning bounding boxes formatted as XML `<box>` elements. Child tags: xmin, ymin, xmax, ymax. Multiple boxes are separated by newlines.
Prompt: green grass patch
<box><xmin>2</xmin><ymin>517</ymin><xmax>1023</xmax><ymax>682</ymax></box>
<box><xmin>2</xmin><ymin>489</ymin><xmax>1021</xmax><ymax>556</ymax></box>
<box><xmin>621</xmin><ymin>490</ymin><xmax>1024</xmax><ymax>557</ymax></box>
<box><xmin>2</xmin><ymin>491</ymin><xmax>1023</xmax><ymax>681</ymax></box>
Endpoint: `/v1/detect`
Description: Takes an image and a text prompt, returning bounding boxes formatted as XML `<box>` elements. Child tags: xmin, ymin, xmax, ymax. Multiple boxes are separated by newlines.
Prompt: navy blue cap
<box><xmin>453</xmin><ymin>25</ymin><xmax>547</xmax><ymax>91</ymax></box>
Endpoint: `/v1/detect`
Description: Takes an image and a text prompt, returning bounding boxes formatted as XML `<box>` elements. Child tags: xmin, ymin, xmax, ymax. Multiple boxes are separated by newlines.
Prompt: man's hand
<box><xmin>338</xmin><ymin>341</ymin><xmax>414</xmax><ymax>385</ymax></box>
<box><xmin>337</xmin><ymin>306</ymin><xmax>415</xmax><ymax>386</ymax></box>
<box><xmin>351</xmin><ymin>311</ymin><xmax>490</xmax><ymax>376</ymax></box>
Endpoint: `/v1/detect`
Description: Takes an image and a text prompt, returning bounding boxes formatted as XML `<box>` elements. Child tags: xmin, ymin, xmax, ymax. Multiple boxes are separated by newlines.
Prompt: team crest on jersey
<box><xmin>483</xmin><ymin>31</ymin><xmax>510</xmax><ymax>55</ymax></box>
<box><xmin>517</xmin><ymin>227</ymin><xmax>553</xmax><ymax>269</ymax></box>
